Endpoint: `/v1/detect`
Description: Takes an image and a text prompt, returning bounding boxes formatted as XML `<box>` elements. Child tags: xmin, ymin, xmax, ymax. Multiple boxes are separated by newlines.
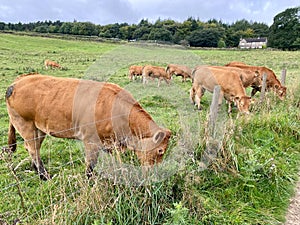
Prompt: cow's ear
<box><xmin>274</xmin><ymin>84</ymin><xmax>279</xmax><ymax>89</ymax></box>
<box><xmin>153</xmin><ymin>131</ymin><xmax>166</xmax><ymax>144</ymax></box>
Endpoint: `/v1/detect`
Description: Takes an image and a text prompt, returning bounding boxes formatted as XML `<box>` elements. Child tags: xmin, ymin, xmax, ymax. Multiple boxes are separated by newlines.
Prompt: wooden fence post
<box><xmin>199</xmin><ymin>85</ymin><xmax>221</xmax><ymax>171</ymax></box>
<box><xmin>209</xmin><ymin>85</ymin><xmax>221</xmax><ymax>136</ymax></box>
<box><xmin>281</xmin><ymin>69</ymin><xmax>287</xmax><ymax>85</ymax></box>
<box><xmin>260</xmin><ymin>73</ymin><xmax>267</xmax><ymax>102</ymax></box>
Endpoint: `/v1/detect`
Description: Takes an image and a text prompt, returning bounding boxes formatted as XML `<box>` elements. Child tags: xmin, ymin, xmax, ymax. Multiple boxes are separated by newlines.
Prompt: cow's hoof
<box><xmin>86</xmin><ymin>167</ymin><xmax>95</xmax><ymax>179</ymax></box>
<box><xmin>39</xmin><ymin>172</ymin><xmax>51</xmax><ymax>181</ymax></box>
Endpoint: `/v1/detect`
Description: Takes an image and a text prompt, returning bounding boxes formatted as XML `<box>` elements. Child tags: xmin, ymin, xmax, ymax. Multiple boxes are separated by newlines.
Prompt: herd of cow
<box><xmin>4</xmin><ymin>60</ymin><xmax>286</xmax><ymax>180</ymax></box>
<box><xmin>128</xmin><ymin>62</ymin><xmax>287</xmax><ymax>114</ymax></box>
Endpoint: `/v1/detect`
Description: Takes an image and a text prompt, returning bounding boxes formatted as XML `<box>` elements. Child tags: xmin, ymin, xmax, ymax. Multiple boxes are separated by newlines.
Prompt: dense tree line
<box><xmin>0</xmin><ymin>6</ymin><xmax>299</xmax><ymax>49</ymax></box>
<box><xmin>268</xmin><ymin>6</ymin><xmax>300</xmax><ymax>50</ymax></box>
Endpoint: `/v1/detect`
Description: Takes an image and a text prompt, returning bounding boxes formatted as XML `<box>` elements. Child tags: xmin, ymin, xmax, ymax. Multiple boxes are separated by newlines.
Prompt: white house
<box><xmin>239</xmin><ymin>37</ymin><xmax>267</xmax><ymax>49</ymax></box>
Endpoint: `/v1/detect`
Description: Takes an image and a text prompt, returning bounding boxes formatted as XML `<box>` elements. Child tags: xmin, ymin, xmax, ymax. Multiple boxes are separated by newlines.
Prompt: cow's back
<box><xmin>129</xmin><ymin>65</ymin><xmax>143</xmax><ymax>74</ymax></box>
<box><xmin>226</xmin><ymin>62</ymin><xmax>280</xmax><ymax>85</ymax></box>
<box><xmin>143</xmin><ymin>65</ymin><xmax>168</xmax><ymax>78</ymax></box>
<box><xmin>6</xmin><ymin>75</ymin><xmax>79</xmax><ymax>137</ymax></box>
<box><xmin>178</xmin><ymin>65</ymin><xmax>192</xmax><ymax>74</ymax></box>
<box><xmin>7</xmin><ymin>75</ymin><xmax>155</xmax><ymax>140</ymax></box>
<box><xmin>193</xmin><ymin>66</ymin><xmax>245</xmax><ymax>95</ymax></box>
<box><xmin>211</xmin><ymin>66</ymin><xmax>261</xmax><ymax>88</ymax></box>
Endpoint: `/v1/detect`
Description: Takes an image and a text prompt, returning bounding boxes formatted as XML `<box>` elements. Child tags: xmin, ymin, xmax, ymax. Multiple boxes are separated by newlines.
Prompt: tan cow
<box><xmin>190</xmin><ymin>66</ymin><xmax>252</xmax><ymax>114</ymax></box>
<box><xmin>5</xmin><ymin>74</ymin><xmax>171</xmax><ymax>180</ymax></box>
<box><xmin>142</xmin><ymin>65</ymin><xmax>171</xmax><ymax>87</ymax></box>
<box><xmin>210</xmin><ymin>66</ymin><xmax>262</xmax><ymax>89</ymax></box>
<box><xmin>128</xmin><ymin>65</ymin><xmax>143</xmax><ymax>81</ymax></box>
<box><xmin>225</xmin><ymin>61</ymin><xmax>286</xmax><ymax>99</ymax></box>
<box><xmin>44</xmin><ymin>59</ymin><xmax>62</xmax><ymax>69</ymax></box>
<box><xmin>166</xmin><ymin>64</ymin><xmax>192</xmax><ymax>82</ymax></box>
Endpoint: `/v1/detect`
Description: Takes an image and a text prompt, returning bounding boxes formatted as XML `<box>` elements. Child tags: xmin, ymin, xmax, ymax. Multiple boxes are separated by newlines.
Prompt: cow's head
<box><xmin>234</xmin><ymin>96</ymin><xmax>252</xmax><ymax>114</ymax></box>
<box><xmin>134</xmin><ymin>129</ymin><xmax>171</xmax><ymax>167</ymax></box>
<box><xmin>274</xmin><ymin>84</ymin><xmax>287</xmax><ymax>100</ymax></box>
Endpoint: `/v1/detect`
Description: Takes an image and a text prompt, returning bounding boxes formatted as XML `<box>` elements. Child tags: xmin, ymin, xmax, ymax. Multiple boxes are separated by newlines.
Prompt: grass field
<box><xmin>0</xmin><ymin>33</ymin><xmax>299</xmax><ymax>225</ymax></box>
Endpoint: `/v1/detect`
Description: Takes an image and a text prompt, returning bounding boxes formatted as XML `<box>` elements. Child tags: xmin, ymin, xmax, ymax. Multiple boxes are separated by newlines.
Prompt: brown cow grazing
<box><xmin>128</xmin><ymin>65</ymin><xmax>143</xmax><ymax>81</ymax></box>
<box><xmin>142</xmin><ymin>65</ymin><xmax>171</xmax><ymax>87</ymax></box>
<box><xmin>166</xmin><ymin>64</ymin><xmax>192</xmax><ymax>82</ymax></box>
<box><xmin>44</xmin><ymin>59</ymin><xmax>62</xmax><ymax>69</ymax></box>
<box><xmin>225</xmin><ymin>61</ymin><xmax>286</xmax><ymax>99</ymax></box>
<box><xmin>190</xmin><ymin>66</ymin><xmax>253</xmax><ymax>114</ymax></box>
<box><xmin>211</xmin><ymin>66</ymin><xmax>262</xmax><ymax>89</ymax></box>
<box><xmin>5</xmin><ymin>74</ymin><xmax>171</xmax><ymax>180</ymax></box>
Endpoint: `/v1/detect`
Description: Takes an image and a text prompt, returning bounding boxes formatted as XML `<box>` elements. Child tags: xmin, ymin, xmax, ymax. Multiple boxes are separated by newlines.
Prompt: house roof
<box><xmin>243</xmin><ymin>37</ymin><xmax>267</xmax><ymax>43</ymax></box>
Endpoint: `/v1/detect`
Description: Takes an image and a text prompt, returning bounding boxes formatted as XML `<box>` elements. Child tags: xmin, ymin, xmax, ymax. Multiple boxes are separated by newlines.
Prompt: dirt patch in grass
<box><xmin>285</xmin><ymin>170</ymin><xmax>300</xmax><ymax>225</ymax></box>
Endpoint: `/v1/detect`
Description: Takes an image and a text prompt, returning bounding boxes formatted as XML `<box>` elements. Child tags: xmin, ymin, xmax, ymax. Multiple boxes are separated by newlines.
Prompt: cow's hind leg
<box><xmin>84</xmin><ymin>142</ymin><xmax>101</xmax><ymax>178</ymax></box>
<box><xmin>195</xmin><ymin>86</ymin><xmax>205</xmax><ymax>110</ymax></box>
<box><xmin>13</xmin><ymin>120</ymin><xmax>49</xmax><ymax>180</ymax></box>
<box><xmin>26</xmin><ymin>129</ymin><xmax>48</xmax><ymax>180</ymax></box>
<box><xmin>189</xmin><ymin>87</ymin><xmax>196</xmax><ymax>105</ymax></box>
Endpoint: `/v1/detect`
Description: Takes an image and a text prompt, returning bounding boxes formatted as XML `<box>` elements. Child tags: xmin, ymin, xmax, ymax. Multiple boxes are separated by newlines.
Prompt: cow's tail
<box><xmin>8</xmin><ymin>121</ymin><xmax>17</xmax><ymax>152</ymax></box>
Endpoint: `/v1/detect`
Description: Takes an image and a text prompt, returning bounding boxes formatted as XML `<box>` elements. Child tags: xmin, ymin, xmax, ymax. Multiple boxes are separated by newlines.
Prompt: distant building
<box><xmin>239</xmin><ymin>37</ymin><xmax>267</xmax><ymax>49</ymax></box>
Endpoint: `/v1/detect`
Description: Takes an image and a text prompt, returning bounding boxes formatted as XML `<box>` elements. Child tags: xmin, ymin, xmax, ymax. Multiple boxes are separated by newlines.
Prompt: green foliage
<box><xmin>268</xmin><ymin>6</ymin><xmax>300</xmax><ymax>50</ymax></box>
<box><xmin>188</xmin><ymin>27</ymin><xmax>225</xmax><ymax>47</ymax></box>
<box><xmin>0</xmin><ymin>16</ymin><xmax>270</xmax><ymax>47</ymax></box>
<box><xmin>148</xmin><ymin>27</ymin><xmax>173</xmax><ymax>42</ymax></box>
<box><xmin>164</xmin><ymin>202</ymin><xmax>191</xmax><ymax>225</ymax></box>
<box><xmin>217</xmin><ymin>39</ymin><xmax>226</xmax><ymax>48</ymax></box>
<box><xmin>251</xmin><ymin>22</ymin><xmax>270</xmax><ymax>37</ymax></box>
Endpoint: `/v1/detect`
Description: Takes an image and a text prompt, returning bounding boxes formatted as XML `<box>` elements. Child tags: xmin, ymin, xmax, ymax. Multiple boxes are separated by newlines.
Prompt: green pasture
<box><xmin>0</xmin><ymin>33</ymin><xmax>299</xmax><ymax>225</ymax></box>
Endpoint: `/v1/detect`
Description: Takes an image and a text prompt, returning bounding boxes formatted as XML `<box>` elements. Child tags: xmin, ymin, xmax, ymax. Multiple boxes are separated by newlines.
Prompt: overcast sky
<box><xmin>0</xmin><ymin>0</ymin><xmax>299</xmax><ymax>26</ymax></box>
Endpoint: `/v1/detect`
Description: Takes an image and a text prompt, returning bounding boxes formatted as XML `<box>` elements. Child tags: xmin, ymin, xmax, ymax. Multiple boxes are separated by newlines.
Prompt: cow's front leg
<box><xmin>142</xmin><ymin>75</ymin><xmax>148</xmax><ymax>85</ymax></box>
<box><xmin>227</xmin><ymin>100</ymin><xmax>233</xmax><ymax>114</ymax></box>
<box><xmin>157</xmin><ymin>78</ymin><xmax>162</xmax><ymax>87</ymax></box>
<box><xmin>251</xmin><ymin>86</ymin><xmax>261</xmax><ymax>97</ymax></box>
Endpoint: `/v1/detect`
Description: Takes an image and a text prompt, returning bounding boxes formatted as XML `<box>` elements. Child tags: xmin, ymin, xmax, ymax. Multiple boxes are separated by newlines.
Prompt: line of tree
<box><xmin>0</xmin><ymin>6</ymin><xmax>299</xmax><ymax>49</ymax></box>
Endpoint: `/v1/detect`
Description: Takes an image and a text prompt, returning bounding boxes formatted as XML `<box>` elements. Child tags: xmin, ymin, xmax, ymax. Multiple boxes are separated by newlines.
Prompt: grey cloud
<box><xmin>0</xmin><ymin>0</ymin><xmax>298</xmax><ymax>25</ymax></box>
